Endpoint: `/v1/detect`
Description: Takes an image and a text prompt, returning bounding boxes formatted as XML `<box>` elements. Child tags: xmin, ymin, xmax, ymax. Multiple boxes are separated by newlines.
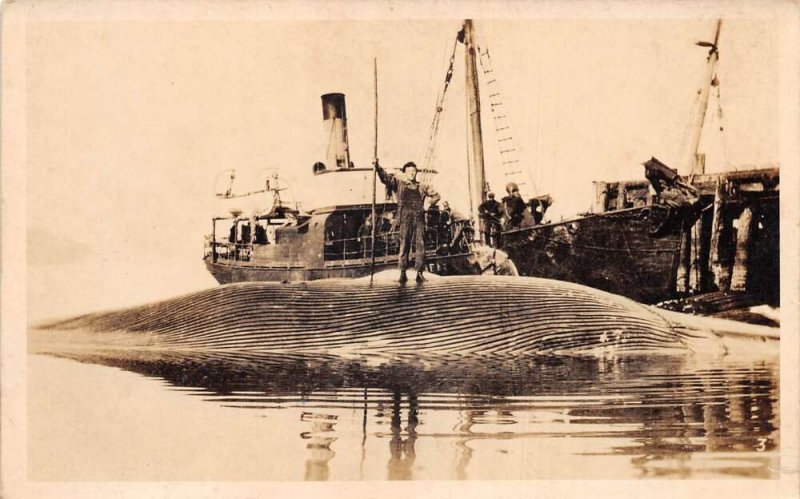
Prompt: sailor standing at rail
<box><xmin>478</xmin><ymin>191</ymin><xmax>504</xmax><ymax>247</ymax></box>
<box><xmin>501</xmin><ymin>182</ymin><xmax>528</xmax><ymax>230</ymax></box>
<box><xmin>374</xmin><ymin>160</ymin><xmax>441</xmax><ymax>283</ymax></box>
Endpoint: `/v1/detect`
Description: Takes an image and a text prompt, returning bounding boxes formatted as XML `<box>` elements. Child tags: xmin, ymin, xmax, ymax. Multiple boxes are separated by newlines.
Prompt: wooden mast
<box><xmin>463</xmin><ymin>19</ymin><xmax>487</xmax><ymax>218</ymax></box>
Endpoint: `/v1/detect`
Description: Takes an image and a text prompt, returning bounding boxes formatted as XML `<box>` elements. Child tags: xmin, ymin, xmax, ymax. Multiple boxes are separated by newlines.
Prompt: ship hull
<box><xmin>205</xmin><ymin>252</ymin><xmax>480</xmax><ymax>284</ymax></box>
<box><xmin>502</xmin><ymin>206</ymin><xmax>682</xmax><ymax>304</ymax></box>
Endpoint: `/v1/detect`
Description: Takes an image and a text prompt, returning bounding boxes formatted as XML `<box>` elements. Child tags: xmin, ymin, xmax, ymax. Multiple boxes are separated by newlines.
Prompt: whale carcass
<box><xmin>30</xmin><ymin>275</ymin><xmax>778</xmax><ymax>356</ymax></box>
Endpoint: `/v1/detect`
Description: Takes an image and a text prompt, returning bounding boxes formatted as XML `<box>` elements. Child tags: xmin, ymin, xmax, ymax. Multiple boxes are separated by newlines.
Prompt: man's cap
<box><xmin>505</xmin><ymin>182</ymin><xmax>519</xmax><ymax>193</ymax></box>
<box><xmin>487</xmin><ymin>191</ymin><xmax>495</xmax><ymax>198</ymax></box>
<box><xmin>402</xmin><ymin>161</ymin><xmax>418</xmax><ymax>172</ymax></box>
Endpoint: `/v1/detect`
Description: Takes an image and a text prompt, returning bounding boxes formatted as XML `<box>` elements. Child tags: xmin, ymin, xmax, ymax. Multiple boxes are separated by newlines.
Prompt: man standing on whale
<box><xmin>374</xmin><ymin>160</ymin><xmax>440</xmax><ymax>283</ymax></box>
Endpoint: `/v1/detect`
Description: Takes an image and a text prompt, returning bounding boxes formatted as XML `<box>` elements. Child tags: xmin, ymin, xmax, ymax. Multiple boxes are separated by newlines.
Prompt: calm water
<box><xmin>28</xmin><ymin>348</ymin><xmax>780</xmax><ymax>481</ymax></box>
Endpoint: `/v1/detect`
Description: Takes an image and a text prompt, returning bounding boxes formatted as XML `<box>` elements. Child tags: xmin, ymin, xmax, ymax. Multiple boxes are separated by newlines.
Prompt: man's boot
<box><xmin>416</xmin><ymin>272</ymin><xmax>426</xmax><ymax>283</ymax></box>
<box><xmin>398</xmin><ymin>271</ymin><xmax>408</xmax><ymax>283</ymax></box>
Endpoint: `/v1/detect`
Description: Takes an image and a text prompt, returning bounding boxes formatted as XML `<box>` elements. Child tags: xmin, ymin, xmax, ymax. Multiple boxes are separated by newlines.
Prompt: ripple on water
<box><xmin>29</xmin><ymin>347</ymin><xmax>779</xmax><ymax>480</ymax></box>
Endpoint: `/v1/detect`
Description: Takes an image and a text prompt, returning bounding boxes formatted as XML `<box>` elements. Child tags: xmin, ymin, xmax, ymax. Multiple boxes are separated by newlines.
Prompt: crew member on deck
<box><xmin>439</xmin><ymin>201</ymin><xmax>453</xmax><ymax>250</ymax></box>
<box><xmin>239</xmin><ymin>222</ymin><xmax>252</xmax><ymax>245</ymax></box>
<box><xmin>441</xmin><ymin>201</ymin><xmax>452</xmax><ymax>220</ymax></box>
<box><xmin>478</xmin><ymin>191</ymin><xmax>503</xmax><ymax>247</ymax></box>
<box><xmin>254</xmin><ymin>223</ymin><xmax>268</xmax><ymax>244</ymax></box>
<box><xmin>374</xmin><ymin>160</ymin><xmax>441</xmax><ymax>283</ymax></box>
<box><xmin>359</xmin><ymin>215</ymin><xmax>375</xmax><ymax>258</ymax></box>
<box><xmin>502</xmin><ymin>182</ymin><xmax>527</xmax><ymax>230</ymax></box>
<box><xmin>530</xmin><ymin>195</ymin><xmax>553</xmax><ymax>225</ymax></box>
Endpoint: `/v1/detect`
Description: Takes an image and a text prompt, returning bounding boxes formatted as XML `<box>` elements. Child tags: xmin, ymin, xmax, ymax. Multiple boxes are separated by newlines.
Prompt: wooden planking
<box><xmin>503</xmin><ymin>206</ymin><xmax>682</xmax><ymax>304</ymax></box>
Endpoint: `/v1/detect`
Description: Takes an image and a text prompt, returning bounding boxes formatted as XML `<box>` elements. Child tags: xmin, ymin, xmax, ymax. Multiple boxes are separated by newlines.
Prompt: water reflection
<box><xmin>387</xmin><ymin>391</ymin><xmax>418</xmax><ymax>480</ymax></box>
<box><xmin>34</xmin><ymin>348</ymin><xmax>779</xmax><ymax>480</ymax></box>
<box><xmin>301</xmin><ymin>412</ymin><xmax>337</xmax><ymax>481</ymax></box>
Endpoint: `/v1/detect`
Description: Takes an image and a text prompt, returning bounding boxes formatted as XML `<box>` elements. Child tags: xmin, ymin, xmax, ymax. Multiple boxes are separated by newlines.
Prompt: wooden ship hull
<box><xmin>502</xmin><ymin>205</ymin><xmax>683</xmax><ymax>304</ymax></box>
<box><xmin>500</xmin><ymin>167</ymin><xmax>780</xmax><ymax>307</ymax></box>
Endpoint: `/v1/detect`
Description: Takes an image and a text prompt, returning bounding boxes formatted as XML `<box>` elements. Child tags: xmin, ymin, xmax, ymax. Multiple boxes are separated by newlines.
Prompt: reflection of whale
<box><xmin>32</xmin><ymin>276</ymin><xmax>777</xmax><ymax>356</ymax></box>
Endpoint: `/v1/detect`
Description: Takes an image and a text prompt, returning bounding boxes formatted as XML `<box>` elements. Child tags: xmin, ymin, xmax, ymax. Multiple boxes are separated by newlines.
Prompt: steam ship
<box><xmin>203</xmin><ymin>93</ymin><xmax>487</xmax><ymax>284</ymax></box>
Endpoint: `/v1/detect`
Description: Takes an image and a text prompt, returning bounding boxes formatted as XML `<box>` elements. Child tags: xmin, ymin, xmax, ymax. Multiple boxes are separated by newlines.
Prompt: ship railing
<box><xmin>324</xmin><ymin>231</ymin><xmax>400</xmax><ymax>262</ymax></box>
<box><xmin>204</xmin><ymin>220</ymin><xmax>475</xmax><ymax>264</ymax></box>
<box><xmin>324</xmin><ymin>221</ymin><xmax>473</xmax><ymax>264</ymax></box>
<box><xmin>205</xmin><ymin>241</ymin><xmax>254</xmax><ymax>262</ymax></box>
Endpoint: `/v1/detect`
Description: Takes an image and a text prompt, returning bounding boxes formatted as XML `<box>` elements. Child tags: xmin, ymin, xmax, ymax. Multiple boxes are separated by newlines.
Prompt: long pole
<box><xmin>370</xmin><ymin>58</ymin><xmax>379</xmax><ymax>284</ymax></box>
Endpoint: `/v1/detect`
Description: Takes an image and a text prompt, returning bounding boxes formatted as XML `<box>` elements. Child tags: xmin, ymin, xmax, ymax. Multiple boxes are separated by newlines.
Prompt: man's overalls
<box><xmin>396</xmin><ymin>181</ymin><xmax>426</xmax><ymax>273</ymax></box>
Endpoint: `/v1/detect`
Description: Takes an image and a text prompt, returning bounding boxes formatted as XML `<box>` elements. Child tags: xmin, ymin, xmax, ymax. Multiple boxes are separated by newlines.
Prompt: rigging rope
<box><xmin>419</xmin><ymin>35</ymin><xmax>460</xmax><ymax>185</ymax></box>
<box><xmin>477</xmin><ymin>44</ymin><xmax>539</xmax><ymax>197</ymax></box>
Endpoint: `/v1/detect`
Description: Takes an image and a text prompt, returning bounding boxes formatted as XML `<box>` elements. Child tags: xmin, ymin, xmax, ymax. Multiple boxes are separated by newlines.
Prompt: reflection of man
<box><xmin>374</xmin><ymin>160</ymin><xmax>441</xmax><ymax>283</ymax></box>
<box><xmin>387</xmin><ymin>392</ymin><xmax>418</xmax><ymax>480</ymax></box>
<box><xmin>478</xmin><ymin>191</ymin><xmax>503</xmax><ymax>246</ymax></box>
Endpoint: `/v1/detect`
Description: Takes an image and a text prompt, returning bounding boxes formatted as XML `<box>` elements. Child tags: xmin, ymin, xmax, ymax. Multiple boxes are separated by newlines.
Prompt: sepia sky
<box><xmin>5</xmin><ymin>5</ymin><xmax>800</xmax><ymax>499</ymax></box>
<box><xmin>20</xmin><ymin>3</ymin><xmax>783</xmax><ymax>318</ymax></box>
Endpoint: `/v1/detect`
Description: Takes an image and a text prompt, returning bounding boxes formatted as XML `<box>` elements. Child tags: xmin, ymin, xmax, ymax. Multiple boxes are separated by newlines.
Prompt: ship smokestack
<box><xmin>320</xmin><ymin>93</ymin><xmax>352</xmax><ymax>171</ymax></box>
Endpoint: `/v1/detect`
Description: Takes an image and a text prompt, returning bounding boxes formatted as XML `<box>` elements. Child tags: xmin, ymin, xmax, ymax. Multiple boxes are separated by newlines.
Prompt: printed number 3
<box><xmin>756</xmin><ymin>438</ymin><xmax>767</xmax><ymax>452</ymax></box>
